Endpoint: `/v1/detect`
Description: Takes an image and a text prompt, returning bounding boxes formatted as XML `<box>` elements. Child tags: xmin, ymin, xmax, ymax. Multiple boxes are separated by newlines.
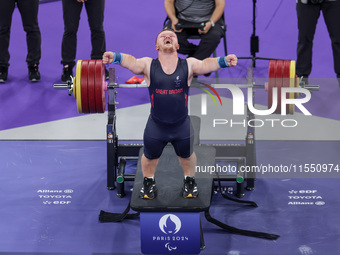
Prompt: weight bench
<box><xmin>100</xmin><ymin>144</ymin><xmax>279</xmax><ymax>254</ymax></box>
<box><xmin>131</xmin><ymin>145</ymin><xmax>214</xmax><ymax>212</ymax></box>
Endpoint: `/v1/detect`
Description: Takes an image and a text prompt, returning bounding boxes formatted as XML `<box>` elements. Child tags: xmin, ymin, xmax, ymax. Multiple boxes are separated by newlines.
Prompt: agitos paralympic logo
<box><xmin>197</xmin><ymin>83</ymin><xmax>312</xmax><ymax>128</ymax></box>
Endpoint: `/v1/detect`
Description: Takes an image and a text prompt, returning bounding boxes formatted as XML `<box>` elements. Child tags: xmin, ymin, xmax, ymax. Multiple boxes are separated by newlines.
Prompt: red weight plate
<box><xmin>275</xmin><ymin>60</ymin><xmax>284</xmax><ymax>114</ymax></box>
<box><xmin>282</xmin><ymin>60</ymin><xmax>290</xmax><ymax>114</ymax></box>
<box><xmin>94</xmin><ymin>60</ymin><xmax>106</xmax><ymax>113</ymax></box>
<box><xmin>87</xmin><ymin>60</ymin><xmax>97</xmax><ymax>113</ymax></box>
<box><xmin>80</xmin><ymin>60</ymin><xmax>89</xmax><ymax>113</ymax></box>
<box><xmin>268</xmin><ymin>60</ymin><xmax>276</xmax><ymax>112</ymax></box>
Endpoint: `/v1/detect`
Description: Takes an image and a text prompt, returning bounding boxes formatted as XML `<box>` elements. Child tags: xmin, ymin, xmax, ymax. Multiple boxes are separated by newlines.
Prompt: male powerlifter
<box><xmin>103</xmin><ymin>29</ymin><xmax>237</xmax><ymax>199</ymax></box>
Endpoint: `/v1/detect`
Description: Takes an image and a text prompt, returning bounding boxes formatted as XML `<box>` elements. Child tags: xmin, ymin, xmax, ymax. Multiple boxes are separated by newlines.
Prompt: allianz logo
<box><xmin>37</xmin><ymin>189</ymin><xmax>74</xmax><ymax>193</ymax></box>
<box><xmin>288</xmin><ymin>201</ymin><xmax>325</xmax><ymax>206</ymax></box>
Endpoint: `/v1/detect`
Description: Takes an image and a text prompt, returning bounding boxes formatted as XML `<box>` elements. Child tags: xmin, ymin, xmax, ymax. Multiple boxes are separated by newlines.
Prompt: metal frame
<box><xmin>53</xmin><ymin>65</ymin><xmax>319</xmax><ymax>198</ymax></box>
<box><xmin>105</xmin><ymin>68</ymin><xmax>257</xmax><ymax>198</ymax></box>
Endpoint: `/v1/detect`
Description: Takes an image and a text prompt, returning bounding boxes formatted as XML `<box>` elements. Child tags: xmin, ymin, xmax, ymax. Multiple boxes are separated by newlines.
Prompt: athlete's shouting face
<box><xmin>155</xmin><ymin>30</ymin><xmax>179</xmax><ymax>53</ymax></box>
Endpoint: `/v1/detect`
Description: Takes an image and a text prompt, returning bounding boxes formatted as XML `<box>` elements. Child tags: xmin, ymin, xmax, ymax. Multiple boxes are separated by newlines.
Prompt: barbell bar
<box><xmin>54</xmin><ymin>59</ymin><xmax>319</xmax><ymax>114</ymax></box>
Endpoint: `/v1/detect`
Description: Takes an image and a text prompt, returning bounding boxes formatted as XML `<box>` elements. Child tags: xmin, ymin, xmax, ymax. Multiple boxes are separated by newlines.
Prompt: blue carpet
<box><xmin>1</xmin><ymin>141</ymin><xmax>340</xmax><ymax>254</ymax></box>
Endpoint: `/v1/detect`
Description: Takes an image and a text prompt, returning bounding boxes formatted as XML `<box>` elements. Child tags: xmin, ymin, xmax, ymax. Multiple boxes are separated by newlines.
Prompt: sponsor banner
<box><xmin>287</xmin><ymin>189</ymin><xmax>325</xmax><ymax>206</ymax></box>
<box><xmin>36</xmin><ymin>189</ymin><xmax>74</xmax><ymax>205</ymax></box>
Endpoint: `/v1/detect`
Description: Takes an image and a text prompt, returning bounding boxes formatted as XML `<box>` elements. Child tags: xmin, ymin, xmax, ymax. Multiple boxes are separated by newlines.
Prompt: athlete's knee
<box><xmin>143</xmin><ymin>151</ymin><xmax>161</xmax><ymax>160</ymax></box>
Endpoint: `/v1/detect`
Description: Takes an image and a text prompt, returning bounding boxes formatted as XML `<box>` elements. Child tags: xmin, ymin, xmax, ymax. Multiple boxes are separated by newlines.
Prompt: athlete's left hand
<box><xmin>226</xmin><ymin>54</ymin><xmax>237</xmax><ymax>67</ymax></box>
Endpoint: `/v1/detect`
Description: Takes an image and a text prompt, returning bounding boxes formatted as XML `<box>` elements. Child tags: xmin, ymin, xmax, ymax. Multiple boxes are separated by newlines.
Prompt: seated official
<box><xmin>164</xmin><ymin>0</ymin><xmax>225</xmax><ymax>61</ymax></box>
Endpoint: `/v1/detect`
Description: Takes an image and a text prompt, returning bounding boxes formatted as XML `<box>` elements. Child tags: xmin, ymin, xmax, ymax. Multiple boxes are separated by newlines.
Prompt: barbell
<box><xmin>54</xmin><ymin>59</ymin><xmax>318</xmax><ymax>114</ymax></box>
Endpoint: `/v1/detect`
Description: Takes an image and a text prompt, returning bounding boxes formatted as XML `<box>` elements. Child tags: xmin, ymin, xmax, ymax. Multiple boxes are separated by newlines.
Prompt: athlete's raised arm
<box><xmin>187</xmin><ymin>54</ymin><xmax>237</xmax><ymax>79</ymax></box>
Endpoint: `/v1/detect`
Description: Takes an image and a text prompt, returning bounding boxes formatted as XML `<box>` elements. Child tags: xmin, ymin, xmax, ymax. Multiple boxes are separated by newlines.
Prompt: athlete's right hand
<box><xmin>102</xmin><ymin>52</ymin><xmax>114</xmax><ymax>64</ymax></box>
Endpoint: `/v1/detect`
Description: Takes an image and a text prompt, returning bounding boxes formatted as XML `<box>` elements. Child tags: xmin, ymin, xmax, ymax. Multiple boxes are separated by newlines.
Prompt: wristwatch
<box><xmin>209</xmin><ymin>20</ymin><xmax>215</xmax><ymax>27</ymax></box>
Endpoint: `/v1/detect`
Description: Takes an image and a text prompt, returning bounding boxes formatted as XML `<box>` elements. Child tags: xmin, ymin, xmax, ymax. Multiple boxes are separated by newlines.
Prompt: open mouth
<box><xmin>164</xmin><ymin>39</ymin><xmax>172</xmax><ymax>45</ymax></box>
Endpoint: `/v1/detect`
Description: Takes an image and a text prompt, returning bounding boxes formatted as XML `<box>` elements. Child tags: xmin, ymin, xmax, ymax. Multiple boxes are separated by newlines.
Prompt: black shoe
<box><xmin>139</xmin><ymin>177</ymin><xmax>157</xmax><ymax>199</ymax></box>
<box><xmin>183</xmin><ymin>176</ymin><xmax>198</xmax><ymax>198</ymax></box>
<box><xmin>28</xmin><ymin>64</ymin><xmax>41</xmax><ymax>82</ymax></box>
<box><xmin>61</xmin><ymin>66</ymin><xmax>73</xmax><ymax>82</ymax></box>
<box><xmin>0</xmin><ymin>66</ymin><xmax>8</xmax><ymax>83</ymax></box>
<box><xmin>105</xmin><ymin>68</ymin><xmax>109</xmax><ymax>80</ymax></box>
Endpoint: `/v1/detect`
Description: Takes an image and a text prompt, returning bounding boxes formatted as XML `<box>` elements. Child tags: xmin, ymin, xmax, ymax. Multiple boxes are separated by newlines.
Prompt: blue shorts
<box><xmin>143</xmin><ymin>115</ymin><xmax>194</xmax><ymax>159</ymax></box>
